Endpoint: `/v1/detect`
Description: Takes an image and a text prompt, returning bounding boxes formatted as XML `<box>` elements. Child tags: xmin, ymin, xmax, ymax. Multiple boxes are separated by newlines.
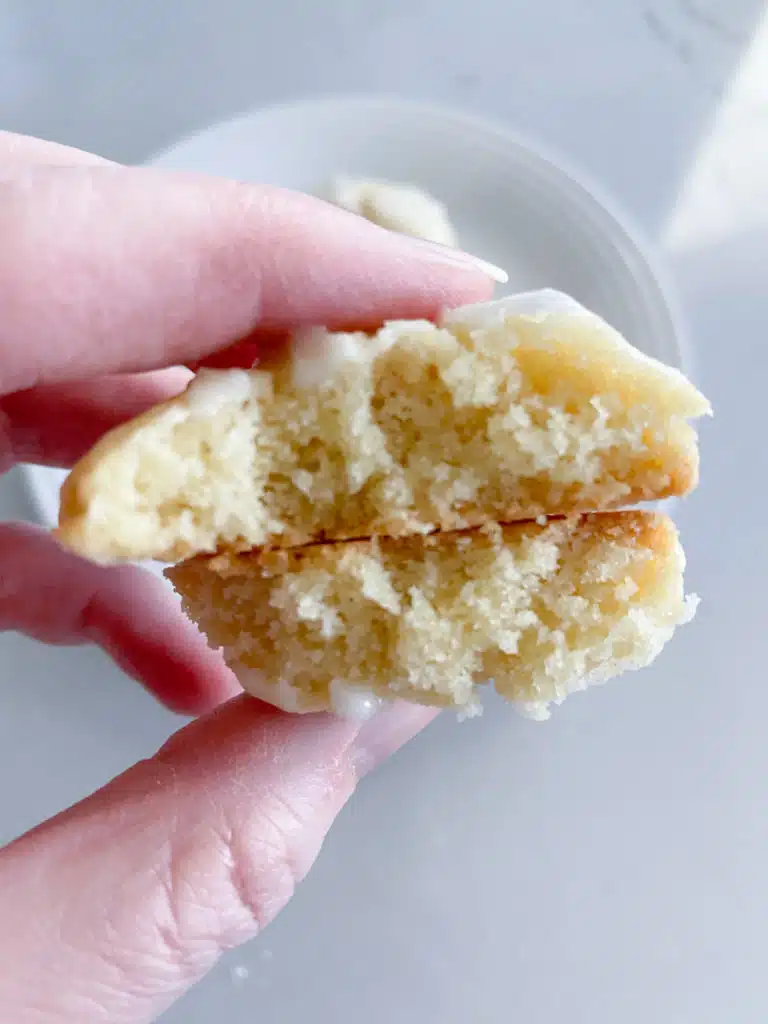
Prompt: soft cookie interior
<box><xmin>166</xmin><ymin>511</ymin><xmax>696</xmax><ymax>719</ymax></box>
<box><xmin>56</xmin><ymin>291</ymin><xmax>709</xmax><ymax>564</ymax></box>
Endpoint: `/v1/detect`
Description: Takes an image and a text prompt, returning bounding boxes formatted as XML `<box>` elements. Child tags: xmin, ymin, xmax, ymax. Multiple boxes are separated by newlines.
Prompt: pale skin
<box><xmin>0</xmin><ymin>131</ymin><xmax>494</xmax><ymax>1022</ymax></box>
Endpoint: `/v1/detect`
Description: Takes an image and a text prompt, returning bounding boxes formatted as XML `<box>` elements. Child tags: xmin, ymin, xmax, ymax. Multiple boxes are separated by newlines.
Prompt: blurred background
<box><xmin>0</xmin><ymin>0</ymin><xmax>764</xmax><ymax>230</ymax></box>
<box><xmin>2</xmin><ymin>1</ymin><xmax>768</xmax><ymax>1021</ymax></box>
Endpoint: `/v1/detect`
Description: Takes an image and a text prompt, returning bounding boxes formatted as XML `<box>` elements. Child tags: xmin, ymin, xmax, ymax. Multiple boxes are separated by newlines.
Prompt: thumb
<box><xmin>0</xmin><ymin>695</ymin><xmax>435</xmax><ymax>1023</ymax></box>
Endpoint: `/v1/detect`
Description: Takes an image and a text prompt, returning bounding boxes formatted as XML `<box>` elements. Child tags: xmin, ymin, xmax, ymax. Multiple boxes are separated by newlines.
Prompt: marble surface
<box><xmin>1</xmin><ymin>1</ymin><xmax>767</xmax><ymax>1021</ymax></box>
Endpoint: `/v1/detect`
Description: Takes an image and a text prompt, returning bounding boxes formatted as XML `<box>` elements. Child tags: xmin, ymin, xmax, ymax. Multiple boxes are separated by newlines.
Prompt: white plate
<box><xmin>23</xmin><ymin>95</ymin><xmax>686</xmax><ymax>538</ymax></box>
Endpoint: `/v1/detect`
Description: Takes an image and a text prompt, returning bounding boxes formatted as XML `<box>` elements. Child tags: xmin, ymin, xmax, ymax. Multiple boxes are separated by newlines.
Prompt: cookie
<box><xmin>57</xmin><ymin>291</ymin><xmax>710</xmax><ymax>565</ymax></box>
<box><xmin>167</xmin><ymin>511</ymin><xmax>696</xmax><ymax>720</ymax></box>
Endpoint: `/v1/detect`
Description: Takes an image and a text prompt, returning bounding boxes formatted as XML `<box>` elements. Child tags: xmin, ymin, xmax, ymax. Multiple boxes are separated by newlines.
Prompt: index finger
<box><xmin>0</xmin><ymin>165</ymin><xmax>500</xmax><ymax>395</ymax></box>
<box><xmin>0</xmin><ymin>129</ymin><xmax>113</xmax><ymax>169</ymax></box>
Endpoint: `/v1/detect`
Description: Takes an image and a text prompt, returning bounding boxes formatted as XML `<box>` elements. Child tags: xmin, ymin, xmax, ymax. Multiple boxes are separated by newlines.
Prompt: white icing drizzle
<box><xmin>291</xmin><ymin>327</ymin><xmax>367</xmax><ymax>389</ymax></box>
<box><xmin>230</xmin><ymin>664</ymin><xmax>382</xmax><ymax>721</ymax></box>
<box><xmin>328</xmin><ymin>680</ymin><xmax>383</xmax><ymax>722</ymax></box>
<box><xmin>186</xmin><ymin>369</ymin><xmax>252</xmax><ymax>416</ymax></box>
<box><xmin>443</xmin><ymin>289</ymin><xmax>709</xmax><ymax>404</ymax></box>
<box><xmin>290</xmin><ymin>320</ymin><xmax>421</xmax><ymax>390</ymax></box>
<box><xmin>444</xmin><ymin>288</ymin><xmax>587</xmax><ymax>328</ymax></box>
<box><xmin>233</xmin><ymin>664</ymin><xmax>321</xmax><ymax>714</ymax></box>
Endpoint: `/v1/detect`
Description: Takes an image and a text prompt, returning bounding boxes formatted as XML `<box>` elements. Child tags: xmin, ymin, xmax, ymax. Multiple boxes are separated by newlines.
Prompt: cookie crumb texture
<box><xmin>167</xmin><ymin>512</ymin><xmax>696</xmax><ymax>718</ymax></box>
<box><xmin>57</xmin><ymin>295</ymin><xmax>709</xmax><ymax>564</ymax></box>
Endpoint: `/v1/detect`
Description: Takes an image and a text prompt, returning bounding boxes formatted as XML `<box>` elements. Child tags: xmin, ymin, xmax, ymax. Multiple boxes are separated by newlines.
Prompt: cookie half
<box><xmin>166</xmin><ymin>511</ymin><xmax>696</xmax><ymax>720</ymax></box>
<box><xmin>57</xmin><ymin>291</ymin><xmax>709</xmax><ymax>564</ymax></box>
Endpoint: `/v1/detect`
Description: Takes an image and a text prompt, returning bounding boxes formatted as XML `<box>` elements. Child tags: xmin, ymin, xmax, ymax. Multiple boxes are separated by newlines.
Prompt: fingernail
<box><xmin>350</xmin><ymin>702</ymin><xmax>440</xmax><ymax>779</ymax></box>
<box><xmin>402</xmin><ymin>236</ymin><xmax>508</xmax><ymax>283</ymax></box>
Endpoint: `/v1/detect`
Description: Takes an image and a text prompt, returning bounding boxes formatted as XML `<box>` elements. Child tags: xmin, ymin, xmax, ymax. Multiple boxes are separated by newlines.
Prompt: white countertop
<box><xmin>1</xmin><ymin>2</ymin><xmax>766</xmax><ymax>1021</ymax></box>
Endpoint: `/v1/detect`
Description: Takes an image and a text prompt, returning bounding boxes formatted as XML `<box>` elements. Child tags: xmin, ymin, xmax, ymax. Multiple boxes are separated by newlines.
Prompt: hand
<box><xmin>0</xmin><ymin>131</ymin><xmax>494</xmax><ymax>1022</ymax></box>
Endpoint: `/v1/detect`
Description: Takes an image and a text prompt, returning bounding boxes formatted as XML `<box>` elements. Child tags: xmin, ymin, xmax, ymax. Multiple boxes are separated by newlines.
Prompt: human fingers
<box><xmin>0</xmin><ymin>164</ymin><xmax>499</xmax><ymax>395</ymax></box>
<box><xmin>0</xmin><ymin>695</ymin><xmax>437</xmax><ymax>1023</ymax></box>
<box><xmin>0</xmin><ymin>523</ymin><xmax>239</xmax><ymax>714</ymax></box>
<box><xmin>0</xmin><ymin>129</ymin><xmax>113</xmax><ymax>168</ymax></box>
